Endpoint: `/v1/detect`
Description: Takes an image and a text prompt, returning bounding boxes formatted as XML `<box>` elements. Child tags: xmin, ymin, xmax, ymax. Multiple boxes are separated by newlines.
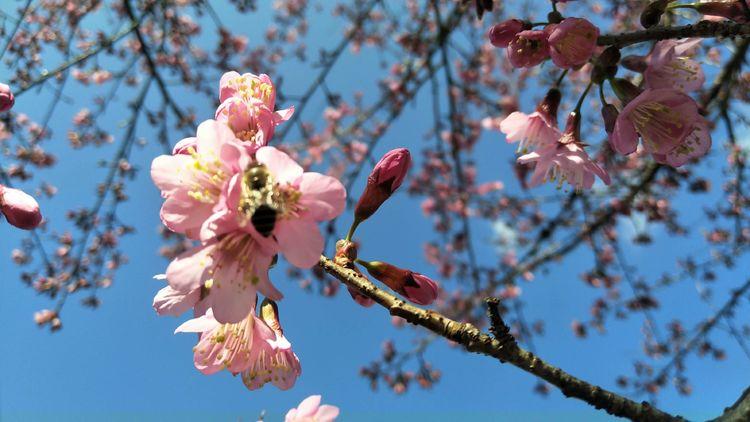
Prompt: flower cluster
<box><xmin>490</xmin><ymin>17</ymin><xmax>599</xmax><ymax>70</ymax></box>
<box><xmin>0</xmin><ymin>83</ymin><xmax>43</xmax><ymax>231</ymax></box>
<box><xmin>151</xmin><ymin>72</ymin><xmax>346</xmax><ymax>392</ymax></box>
<box><xmin>487</xmin><ymin>11</ymin><xmax>712</xmax><ymax>190</ymax></box>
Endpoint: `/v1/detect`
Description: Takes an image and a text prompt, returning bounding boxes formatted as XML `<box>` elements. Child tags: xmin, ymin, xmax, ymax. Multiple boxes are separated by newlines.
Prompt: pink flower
<box><xmin>215</xmin><ymin>71</ymin><xmax>294</xmax><ymax>147</ymax></box>
<box><xmin>166</xmin><ymin>235</ymin><xmax>279</xmax><ymax>323</ymax></box>
<box><xmin>176</xmin><ymin>299</ymin><xmax>300</xmax><ymax>390</ymax></box>
<box><xmin>285</xmin><ymin>395</ymin><xmax>340</xmax><ymax>422</ymax></box>
<box><xmin>205</xmin><ymin>145</ymin><xmax>346</xmax><ymax>269</ymax></box>
<box><xmin>354</xmin><ymin>148</ymin><xmax>411</xmax><ymax>222</ymax></box>
<box><xmin>0</xmin><ymin>83</ymin><xmax>14</xmax><ymax>112</ymax></box>
<box><xmin>547</xmin><ymin>18</ymin><xmax>599</xmax><ymax>69</ymax></box>
<box><xmin>151</xmin><ymin>120</ymin><xmax>249</xmax><ymax>239</ymax></box>
<box><xmin>241</xmin><ymin>299</ymin><xmax>301</xmax><ymax>391</ymax></box>
<box><xmin>498</xmin><ymin>89</ymin><xmax>561</xmax><ymax>152</ymax></box>
<box><xmin>1</xmin><ymin>185</ymin><xmax>42</xmax><ymax>230</ymax></box>
<box><xmin>215</xmin><ymin>96</ymin><xmax>284</xmax><ymax>149</ymax></box>
<box><xmin>518</xmin><ymin>114</ymin><xmax>610</xmax><ymax>190</ymax></box>
<box><xmin>359</xmin><ymin>260</ymin><xmax>439</xmax><ymax>306</ymax></box>
<box><xmin>488</xmin><ymin>19</ymin><xmax>525</xmax><ymax>48</ymax></box>
<box><xmin>644</xmin><ymin>39</ymin><xmax>705</xmax><ymax>92</ymax></box>
<box><xmin>610</xmin><ymin>88</ymin><xmax>709</xmax><ymax>162</ymax></box>
<box><xmin>507</xmin><ymin>30</ymin><xmax>550</xmax><ymax>68</ymax></box>
<box><xmin>652</xmin><ymin>119</ymin><xmax>712</xmax><ymax>167</ymax></box>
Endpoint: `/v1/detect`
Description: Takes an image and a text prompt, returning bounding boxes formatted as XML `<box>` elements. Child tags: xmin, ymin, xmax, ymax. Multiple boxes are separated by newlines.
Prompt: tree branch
<box><xmin>598</xmin><ymin>20</ymin><xmax>750</xmax><ymax>48</ymax></box>
<box><xmin>319</xmin><ymin>255</ymin><xmax>682</xmax><ymax>421</ymax></box>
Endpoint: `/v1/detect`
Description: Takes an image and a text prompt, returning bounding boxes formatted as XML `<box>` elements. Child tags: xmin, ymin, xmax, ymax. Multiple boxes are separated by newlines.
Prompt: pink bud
<box><xmin>547</xmin><ymin>18</ymin><xmax>600</xmax><ymax>69</ymax></box>
<box><xmin>694</xmin><ymin>1</ymin><xmax>748</xmax><ymax>23</ymax></box>
<box><xmin>354</xmin><ymin>148</ymin><xmax>411</xmax><ymax>221</ymax></box>
<box><xmin>0</xmin><ymin>83</ymin><xmax>14</xmax><ymax>112</ymax></box>
<box><xmin>1</xmin><ymin>186</ymin><xmax>42</xmax><ymax>230</ymax></box>
<box><xmin>488</xmin><ymin>19</ymin><xmax>525</xmax><ymax>48</ymax></box>
<box><xmin>360</xmin><ymin>260</ymin><xmax>439</xmax><ymax>306</ymax></box>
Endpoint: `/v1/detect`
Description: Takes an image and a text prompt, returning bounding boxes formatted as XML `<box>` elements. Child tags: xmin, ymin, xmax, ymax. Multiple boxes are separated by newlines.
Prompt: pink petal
<box><xmin>160</xmin><ymin>190</ymin><xmax>214</xmax><ymax>239</ymax></box>
<box><xmin>296</xmin><ymin>395</ymin><xmax>322</xmax><ymax>417</ymax></box>
<box><xmin>196</xmin><ymin>119</ymin><xmax>238</xmax><ymax>154</ymax></box>
<box><xmin>610</xmin><ymin>117</ymin><xmax>639</xmax><ymax>155</ymax></box>
<box><xmin>255</xmin><ymin>146</ymin><xmax>304</xmax><ymax>185</ymax></box>
<box><xmin>274</xmin><ymin>106</ymin><xmax>295</xmax><ymax>124</ymax></box>
<box><xmin>150</xmin><ymin>154</ymin><xmax>193</xmax><ymax>195</ymax></box>
<box><xmin>314</xmin><ymin>405</ymin><xmax>341</xmax><ymax>422</ymax></box>
<box><xmin>153</xmin><ymin>286</ymin><xmax>200</xmax><ymax>316</ymax></box>
<box><xmin>166</xmin><ymin>244</ymin><xmax>214</xmax><ymax>293</ymax></box>
<box><xmin>275</xmin><ymin>219</ymin><xmax>324</xmax><ymax>268</ymax></box>
<box><xmin>208</xmin><ymin>258</ymin><xmax>258</xmax><ymax>324</ymax></box>
<box><xmin>174</xmin><ymin>309</ymin><xmax>220</xmax><ymax>334</ymax></box>
<box><xmin>297</xmin><ymin>173</ymin><xmax>346</xmax><ymax>221</ymax></box>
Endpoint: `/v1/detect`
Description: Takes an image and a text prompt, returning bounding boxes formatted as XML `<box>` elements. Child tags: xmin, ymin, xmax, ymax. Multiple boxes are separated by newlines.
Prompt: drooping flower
<box><xmin>488</xmin><ymin>19</ymin><xmax>525</xmax><ymax>48</ymax></box>
<box><xmin>354</xmin><ymin>148</ymin><xmax>411</xmax><ymax>223</ymax></box>
<box><xmin>173</xmin><ymin>300</ymin><xmax>299</xmax><ymax>385</ymax></box>
<box><xmin>547</xmin><ymin>18</ymin><xmax>599</xmax><ymax>69</ymax></box>
<box><xmin>498</xmin><ymin>89</ymin><xmax>561</xmax><ymax>152</ymax></box>
<box><xmin>644</xmin><ymin>39</ymin><xmax>705</xmax><ymax>92</ymax></box>
<box><xmin>0</xmin><ymin>83</ymin><xmax>14</xmax><ymax>112</ymax></box>
<box><xmin>241</xmin><ymin>299</ymin><xmax>301</xmax><ymax>391</ymax></box>
<box><xmin>610</xmin><ymin>88</ymin><xmax>709</xmax><ymax>164</ymax></box>
<box><xmin>215</xmin><ymin>71</ymin><xmax>294</xmax><ymax>148</ymax></box>
<box><xmin>358</xmin><ymin>260</ymin><xmax>439</xmax><ymax>306</ymax></box>
<box><xmin>517</xmin><ymin>113</ymin><xmax>610</xmax><ymax>190</ymax></box>
<box><xmin>0</xmin><ymin>185</ymin><xmax>42</xmax><ymax>230</ymax></box>
<box><xmin>507</xmin><ymin>30</ymin><xmax>550</xmax><ymax>68</ymax></box>
<box><xmin>285</xmin><ymin>395</ymin><xmax>340</xmax><ymax>422</ymax></box>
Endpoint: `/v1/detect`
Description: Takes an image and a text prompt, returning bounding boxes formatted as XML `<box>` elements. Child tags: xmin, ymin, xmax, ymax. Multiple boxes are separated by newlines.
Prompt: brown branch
<box><xmin>598</xmin><ymin>20</ymin><xmax>750</xmax><ymax>48</ymax></box>
<box><xmin>714</xmin><ymin>387</ymin><xmax>750</xmax><ymax>422</ymax></box>
<box><xmin>122</xmin><ymin>0</ymin><xmax>187</xmax><ymax>125</ymax></box>
<box><xmin>319</xmin><ymin>255</ymin><xmax>683</xmax><ymax>421</ymax></box>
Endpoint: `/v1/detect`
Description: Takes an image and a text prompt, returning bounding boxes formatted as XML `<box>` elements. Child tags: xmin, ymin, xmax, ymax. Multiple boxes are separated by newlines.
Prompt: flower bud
<box><xmin>0</xmin><ymin>83</ymin><xmax>14</xmax><ymax>112</ymax></box>
<box><xmin>359</xmin><ymin>260</ymin><xmax>439</xmax><ymax>306</ymax></box>
<box><xmin>354</xmin><ymin>148</ymin><xmax>411</xmax><ymax>222</ymax></box>
<box><xmin>693</xmin><ymin>1</ymin><xmax>748</xmax><ymax>23</ymax></box>
<box><xmin>640</xmin><ymin>0</ymin><xmax>672</xmax><ymax>28</ymax></box>
<box><xmin>1</xmin><ymin>186</ymin><xmax>42</xmax><ymax>230</ymax></box>
<box><xmin>601</xmin><ymin>103</ymin><xmax>619</xmax><ymax>135</ymax></box>
<box><xmin>536</xmin><ymin>88</ymin><xmax>561</xmax><ymax>123</ymax></box>
<box><xmin>609</xmin><ymin>78</ymin><xmax>643</xmax><ymax>105</ymax></box>
<box><xmin>488</xmin><ymin>19</ymin><xmax>525</xmax><ymax>48</ymax></box>
<box><xmin>621</xmin><ymin>55</ymin><xmax>648</xmax><ymax>73</ymax></box>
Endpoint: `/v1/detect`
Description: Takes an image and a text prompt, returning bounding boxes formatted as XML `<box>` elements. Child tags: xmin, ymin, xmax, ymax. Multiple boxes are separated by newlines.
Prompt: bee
<box><xmin>241</xmin><ymin>163</ymin><xmax>278</xmax><ymax>237</ymax></box>
<box><xmin>251</xmin><ymin>204</ymin><xmax>277</xmax><ymax>237</ymax></box>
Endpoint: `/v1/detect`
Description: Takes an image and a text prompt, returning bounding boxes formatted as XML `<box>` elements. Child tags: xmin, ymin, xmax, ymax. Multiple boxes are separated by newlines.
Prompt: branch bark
<box><xmin>319</xmin><ymin>255</ymin><xmax>683</xmax><ymax>421</ymax></box>
<box><xmin>598</xmin><ymin>20</ymin><xmax>750</xmax><ymax>48</ymax></box>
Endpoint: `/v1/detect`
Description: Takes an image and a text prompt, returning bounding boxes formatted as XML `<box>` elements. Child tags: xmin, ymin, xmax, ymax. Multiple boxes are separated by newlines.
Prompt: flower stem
<box><xmin>345</xmin><ymin>219</ymin><xmax>361</xmax><ymax>242</ymax></box>
<box><xmin>555</xmin><ymin>69</ymin><xmax>569</xmax><ymax>87</ymax></box>
<box><xmin>574</xmin><ymin>81</ymin><xmax>594</xmax><ymax>114</ymax></box>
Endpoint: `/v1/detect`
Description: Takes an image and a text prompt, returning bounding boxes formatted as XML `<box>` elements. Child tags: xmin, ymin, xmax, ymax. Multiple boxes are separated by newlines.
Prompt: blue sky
<box><xmin>1</xmin><ymin>1</ymin><xmax>749</xmax><ymax>421</ymax></box>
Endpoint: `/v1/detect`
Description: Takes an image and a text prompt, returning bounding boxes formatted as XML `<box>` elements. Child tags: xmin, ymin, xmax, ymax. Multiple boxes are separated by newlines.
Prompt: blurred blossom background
<box><xmin>1</xmin><ymin>0</ymin><xmax>749</xmax><ymax>421</ymax></box>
